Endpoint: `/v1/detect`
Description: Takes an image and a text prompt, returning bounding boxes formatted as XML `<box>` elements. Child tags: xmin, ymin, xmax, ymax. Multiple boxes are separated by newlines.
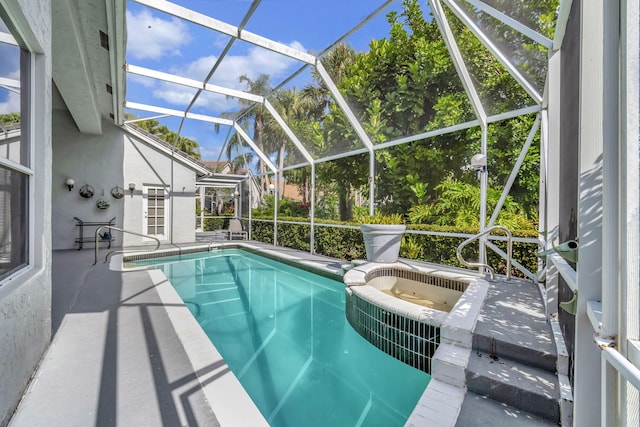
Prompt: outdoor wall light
<box><xmin>65</xmin><ymin>178</ymin><xmax>75</xmax><ymax>191</ymax></box>
<box><xmin>470</xmin><ymin>153</ymin><xmax>487</xmax><ymax>171</ymax></box>
<box><xmin>128</xmin><ymin>182</ymin><xmax>136</xmax><ymax>196</ymax></box>
<box><xmin>234</xmin><ymin>190</ymin><xmax>240</xmax><ymax>198</ymax></box>
<box><xmin>470</xmin><ymin>153</ymin><xmax>487</xmax><ymax>179</ymax></box>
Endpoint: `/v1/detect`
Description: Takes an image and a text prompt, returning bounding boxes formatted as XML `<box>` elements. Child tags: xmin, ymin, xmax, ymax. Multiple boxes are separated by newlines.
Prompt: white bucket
<box><xmin>360</xmin><ymin>224</ymin><xmax>406</xmax><ymax>263</ymax></box>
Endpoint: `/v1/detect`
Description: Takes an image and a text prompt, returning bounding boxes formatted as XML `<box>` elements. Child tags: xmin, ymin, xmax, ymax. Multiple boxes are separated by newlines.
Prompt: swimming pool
<box><xmin>134</xmin><ymin>248</ymin><xmax>429</xmax><ymax>427</ymax></box>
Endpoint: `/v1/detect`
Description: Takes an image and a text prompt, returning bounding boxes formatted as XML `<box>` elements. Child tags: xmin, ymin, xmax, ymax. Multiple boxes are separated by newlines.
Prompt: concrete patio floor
<box><xmin>11</xmin><ymin>248</ymin><xmax>222</xmax><ymax>427</ymax></box>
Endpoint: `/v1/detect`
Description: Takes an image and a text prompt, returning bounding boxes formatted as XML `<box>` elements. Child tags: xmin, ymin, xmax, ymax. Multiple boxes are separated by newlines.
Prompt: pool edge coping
<box><xmin>148</xmin><ymin>267</ymin><xmax>270</xmax><ymax>427</ymax></box>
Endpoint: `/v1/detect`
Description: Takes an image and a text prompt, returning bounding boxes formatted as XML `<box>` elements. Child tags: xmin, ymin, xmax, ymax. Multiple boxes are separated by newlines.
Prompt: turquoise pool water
<box><xmin>134</xmin><ymin>249</ymin><xmax>429</xmax><ymax>426</ymax></box>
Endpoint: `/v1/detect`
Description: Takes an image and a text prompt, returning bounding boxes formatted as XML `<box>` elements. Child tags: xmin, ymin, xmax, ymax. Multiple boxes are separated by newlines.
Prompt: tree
<box><xmin>0</xmin><ymin>113</ymin><xmax>20</xmax><ymax>125</ymax></box>
<box><xmin>216</xmin><ymin>74</ymin><xmax>273</xmax><ymax>192</ymax></box>
<box><xmin>125</xmin><ymin>114</ymin><xmax>201</xmax><ymax>160</ymax></box>
<box><xmin>310</xmin><ymin>0</ymin><xmax>546</xmax><ymax>222</ymax></box>
<box><xmin>301</xmin><ymin>42</ymin><xmax>368</xmax><ymax>220</ymax></box>
<box><xmin>408</xmin><ymin>175</ymin><xmax>536</xmax><ymax>230</ymax></box>
<box><xmin>263</xmin><ymin>88</ymin><xmax>315</xmax><ymax>196</ymax></box>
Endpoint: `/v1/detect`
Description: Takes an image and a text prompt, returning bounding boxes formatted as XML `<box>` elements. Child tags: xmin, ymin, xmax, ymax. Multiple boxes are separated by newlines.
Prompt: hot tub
<box><xmin>344</xmin><ymin>264</ymin><xmax>488</xmax><ymax>374</ymax></box>
<box><xmin>368</xmin><ymin>275</ymin><xmax>464</xmax><ymax>312</ymax></box>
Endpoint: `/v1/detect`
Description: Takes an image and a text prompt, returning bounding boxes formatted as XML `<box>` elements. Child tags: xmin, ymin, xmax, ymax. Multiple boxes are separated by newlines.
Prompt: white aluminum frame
<box><xmin>441</xmin><ymin>0</ymin><xmax>543</xmax><ymax>103</ymax></box>
<box><xmin>461</xmin><ymin>0</ymin><xmax>553</xmax><ymax>48</ymax></box>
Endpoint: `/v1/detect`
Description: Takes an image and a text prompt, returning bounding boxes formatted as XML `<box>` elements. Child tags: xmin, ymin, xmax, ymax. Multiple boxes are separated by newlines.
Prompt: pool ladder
<box><xmin>456</xmin><ymin>225</ymin><xmax>512</xmax><ymax>280</ymax></box>
<box><xmin>94</xmin><ymin>225</ymin><xmax>161</xmax><ymax>265</ymax></box>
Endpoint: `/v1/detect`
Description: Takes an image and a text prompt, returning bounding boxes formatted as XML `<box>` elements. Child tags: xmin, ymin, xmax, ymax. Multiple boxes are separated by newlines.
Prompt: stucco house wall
<box><xmin>0</xmin><ymin>1</ymin><xmax>52</xmax><ymax>425</ymax></box>
<box><xmin>122</xmin><ymin>128</ymin><xmax>201</xmax><ymax>246</ymax></box>
<box><xmin>52</xmin><ymin>110</ymin><xmax>126</xmax><ymax>250</ymax></box>
<box><xmin>52</xmin><ymin>114</ymin><xmax>203</xmax><ymax>250</ymax></box>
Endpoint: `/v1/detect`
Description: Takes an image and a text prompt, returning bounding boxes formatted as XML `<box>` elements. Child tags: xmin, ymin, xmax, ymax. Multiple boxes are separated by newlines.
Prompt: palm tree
<box><xmin>127</xmin><ymin>114</ymin><xmax>201</xmax><ymax>159</ymax></box>
<box><xmin>263</xmin><ymin>87</ymin><xmax>317</xmax><ymax>196</ymax></box>
<box><xmin>302</xmin><ymin>42</ymin><xmax>362</xmax><ymax>220</ymax></box>
<box><xmin>216</xmin><ymin>74</ymin><xmax>273</xmax><ymax>191</ymax></box>
<box><xmin>302</xmin><ymin>42</ymin><xmax>357</xmax><ymax>118</ymax></box>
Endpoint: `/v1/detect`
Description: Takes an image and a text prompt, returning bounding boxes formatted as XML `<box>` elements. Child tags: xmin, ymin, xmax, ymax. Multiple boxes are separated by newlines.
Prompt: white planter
<box><xmin>360</xmin><ymin>224</ymin><xmax>406</xmax><ymax>263</ymax></box>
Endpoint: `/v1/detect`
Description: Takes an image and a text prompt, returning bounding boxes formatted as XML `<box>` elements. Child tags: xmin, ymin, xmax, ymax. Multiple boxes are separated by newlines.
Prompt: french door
<box><xmin>143</xmin><ymin>186</ymin><xmax>168</xmax><ymax>239</ymax></box>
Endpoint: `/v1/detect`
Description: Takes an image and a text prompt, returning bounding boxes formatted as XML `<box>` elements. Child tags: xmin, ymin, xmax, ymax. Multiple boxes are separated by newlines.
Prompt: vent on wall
<box><xmin>99</xmin><ymin>31</ymin><xmax>109</xmax><ymax>50</ymax></box>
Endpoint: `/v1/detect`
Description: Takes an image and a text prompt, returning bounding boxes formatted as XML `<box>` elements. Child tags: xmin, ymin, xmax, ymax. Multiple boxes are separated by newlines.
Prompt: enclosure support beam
<box><xmin>431</xmin><ymin>0</ymin><xmax>487</xmax><ymax>124</ymax></box>
<box><xmin>442</xmin><ymin>0</ymin><xmax>542</xmax><ymax>103</ymax></box>
<box><xmin>464</xmin><ymin>0</ymin><xmax>552</xmax><ymax>48</ymax></box>
<box><xmin>132</xmin><ymin>0</ymin><xmax>316</xmax><ymax>64</ymax></box>
<box><xmin>488</xmin><ymin>114</ymin><xmax>541</xmax><ymax>228</ymax></box>
<box><xmin>233</xmin><ymin>123</ymin><xmax>278</xmax><ymax>173</ymax></box>
<box><xmin>310</xmin><ymin>163</ymin><xmax>316</xmax><ymax>254</ymax></box>
<box><xmin>618</xmin><ymin>0</ymin><xmax>640</xmax><ymax>423</ymax></box>
<box><xmin>263</xmin><ymin>100</ymin><xmax>314</xmax><ymax>164</ymax></box>
<box><xmin>315</xmin><ymin>61</ymin><xmax>375</xmax><ymax>152</ymax></box>
<box><xmin>478</xmin><ymin>125</ymin><xmax>488</xmax><ymax>268</ymax></box>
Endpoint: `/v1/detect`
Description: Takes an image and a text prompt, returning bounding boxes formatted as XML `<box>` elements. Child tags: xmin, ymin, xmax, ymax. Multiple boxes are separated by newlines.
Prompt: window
<box><xmin>0</xmin><ymin>12</ymin><xmax>31</xmax><ymax>281</ymax></box>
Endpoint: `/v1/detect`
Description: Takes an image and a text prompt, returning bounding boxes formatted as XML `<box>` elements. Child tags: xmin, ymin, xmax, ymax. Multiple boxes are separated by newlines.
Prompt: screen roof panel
<box><xmin>123</xmin><ymin>0</ymin><xmax>552</xmax><ymax>163</ymax></box>
<box><xmin>475</xmin><ymin>0</ymin><xmax>559</xmax><ymax>40</ymax></box>
<box><xmin>450</xmin><ymin>0</ymin><xmax>549</xmax><ymax>96</ymax></box>
<box><xmin>442</xmin><ymin>2</ymin><xmax>538</xmax><ymax>116</ymax></box>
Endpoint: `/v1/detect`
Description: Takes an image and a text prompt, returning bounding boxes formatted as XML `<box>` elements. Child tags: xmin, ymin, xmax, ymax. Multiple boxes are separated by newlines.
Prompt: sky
<box><xmin>124</xmin><ymin>0</ymin><xmax>409</xmax><ymax>161</ymax></box>
<box><xmin>0</xmin><ymin>17</ymin><xmax>21</xmax><ymax>117</ymax></box>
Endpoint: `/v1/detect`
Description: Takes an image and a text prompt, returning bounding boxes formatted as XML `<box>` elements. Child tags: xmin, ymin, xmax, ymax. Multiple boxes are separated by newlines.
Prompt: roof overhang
<box><xmin>196</xmin><ymin>173</ymin><xmax>249</xmax><ymax>188</ymax></box>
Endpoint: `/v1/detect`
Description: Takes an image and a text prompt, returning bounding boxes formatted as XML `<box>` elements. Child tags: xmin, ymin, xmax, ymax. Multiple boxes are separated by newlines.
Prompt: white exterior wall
<box><xmin>122</xmin><ymin>133</ymin><xmax>198</xmax><ymax>246</ymax></box>
<box><xmin>52</xmin><ymin>112</ymin><xmax>199</xmax><ymax>249</ymax></box>
<box><xmin>0</xmin><ymin>0</ymin><xmax>52</xmax><ymax>426</ymax></box>
<box><xmin>52</xmin><ymin>110</ymin><xmax>125</xmax><ymax>250</ymax></box>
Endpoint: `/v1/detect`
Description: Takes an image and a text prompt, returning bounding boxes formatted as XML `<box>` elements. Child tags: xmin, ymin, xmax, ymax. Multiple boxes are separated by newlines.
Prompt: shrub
<box><xmin>248</xmin><ymin>216</ymin><xmax>538</xmax><ymax>277</ymax></box>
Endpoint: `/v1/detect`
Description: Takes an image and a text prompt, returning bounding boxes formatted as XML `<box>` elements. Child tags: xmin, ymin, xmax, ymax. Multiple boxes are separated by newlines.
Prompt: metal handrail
<box><xmin>94</xmin><ymin>225</ymin><xmax>161</xmax><ymax>265</ymax></box>
<box><xmin>456</xmin><ymin>225</ymin><xmax>512</xmax><ymax>280</ymax></box>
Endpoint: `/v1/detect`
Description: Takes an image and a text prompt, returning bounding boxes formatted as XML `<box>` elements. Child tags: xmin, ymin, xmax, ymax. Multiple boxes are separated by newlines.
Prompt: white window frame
<box><xmin>0</xmin><ymin>15</ymin><xmax>35</xmax><ymax>288</ymax></box>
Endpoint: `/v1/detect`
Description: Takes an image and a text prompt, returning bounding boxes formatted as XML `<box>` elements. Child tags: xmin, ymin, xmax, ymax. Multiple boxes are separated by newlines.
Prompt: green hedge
<box><xmin>202</xmin><ymin>216</ymin><xmax>233</xmax><ymax>232</ymax></box>
<box><xmin>249</xmin><ymin>216</ymin><xmax>539</xmax><ymax>277</ymax></box>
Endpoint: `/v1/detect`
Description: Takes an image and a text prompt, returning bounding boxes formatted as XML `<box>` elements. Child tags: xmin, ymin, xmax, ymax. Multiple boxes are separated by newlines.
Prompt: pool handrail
<box><xmin>94</xmin><ymin>225</ymin><xmax>161</xmax><ymax>265</ymax></box>
<box><xmin>456</xmin><ymin>225</ymin><xmax>512</xmax><ymax>280</ymax></box>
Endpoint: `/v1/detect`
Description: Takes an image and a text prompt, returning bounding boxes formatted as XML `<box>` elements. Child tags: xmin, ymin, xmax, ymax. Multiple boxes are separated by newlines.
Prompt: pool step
<box><xmin>455</xmin><ymin>391</ymin><xmax>559</xmax><ymax>427</ymax></box>
<box><xmin>466</xmin><ymin>350</ymin><xmax>560</xmax><ymax>422</ymax></box>
<box><xmin>473</xmin><ymin>333</ymin><xmax>556</xmax><ymax>372</ymax></box>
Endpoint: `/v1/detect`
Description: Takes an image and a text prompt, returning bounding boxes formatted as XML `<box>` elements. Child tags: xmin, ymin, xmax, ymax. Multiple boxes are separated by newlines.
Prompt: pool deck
<box><xmin>8</xmin><ymin>239</ymin><xmax>564</xmax><ymax>426</ymax></box>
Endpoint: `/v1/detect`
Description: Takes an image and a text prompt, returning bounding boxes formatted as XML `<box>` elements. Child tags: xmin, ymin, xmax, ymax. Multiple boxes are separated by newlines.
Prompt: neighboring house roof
<box><xmin>281</xmin><ymin>182</ymin><xmax>303</xmax><ymax>201</ymax></box>
<box><xmin>202</xmin><ymin>160</ymin><xmax>231</xmax><ymax>173</ymax></box>
<box><xmin>0</xmin><ymin>123</ymin><xmax>21</xmax><ymax>142</ymax></box>
<box><xmin>0</xmin><ymin>123</ymin><xmax>20</xmax><ymax>133</ymax></box>
<box><xmin>122</xmin><ymin>124</ymin><xmax>211</xmax><ymax>177</ymax></box>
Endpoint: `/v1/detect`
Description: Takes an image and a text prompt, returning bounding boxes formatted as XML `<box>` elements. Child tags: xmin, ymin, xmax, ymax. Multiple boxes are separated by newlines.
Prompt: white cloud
<box><xmin>126</xmin><ymin>9</ymin><xmax>192</xmax><ymax>60</ymax></box>
<box><xmin>151</xmin><ymin>86</ymin><xmax>197</xmax><ymax>107</ymax></box>
<box><xmin>199</xmin><ymin>144</ymin><xmax>222</xmax><ymax>160</ymax></box>
<box><xmin>0</xmin><ymin>90</ymin><xmax>20</xmax><ymax>115</ymax></box>
<box><xmin>127</xmin><ymin>73</ymin><xmax>157</xmax><ymax>88</ymax></box>
<box><xmin>149</xmin><ymin>41</ymin><xmax>307</xmax><ymax>113</ymax></box>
